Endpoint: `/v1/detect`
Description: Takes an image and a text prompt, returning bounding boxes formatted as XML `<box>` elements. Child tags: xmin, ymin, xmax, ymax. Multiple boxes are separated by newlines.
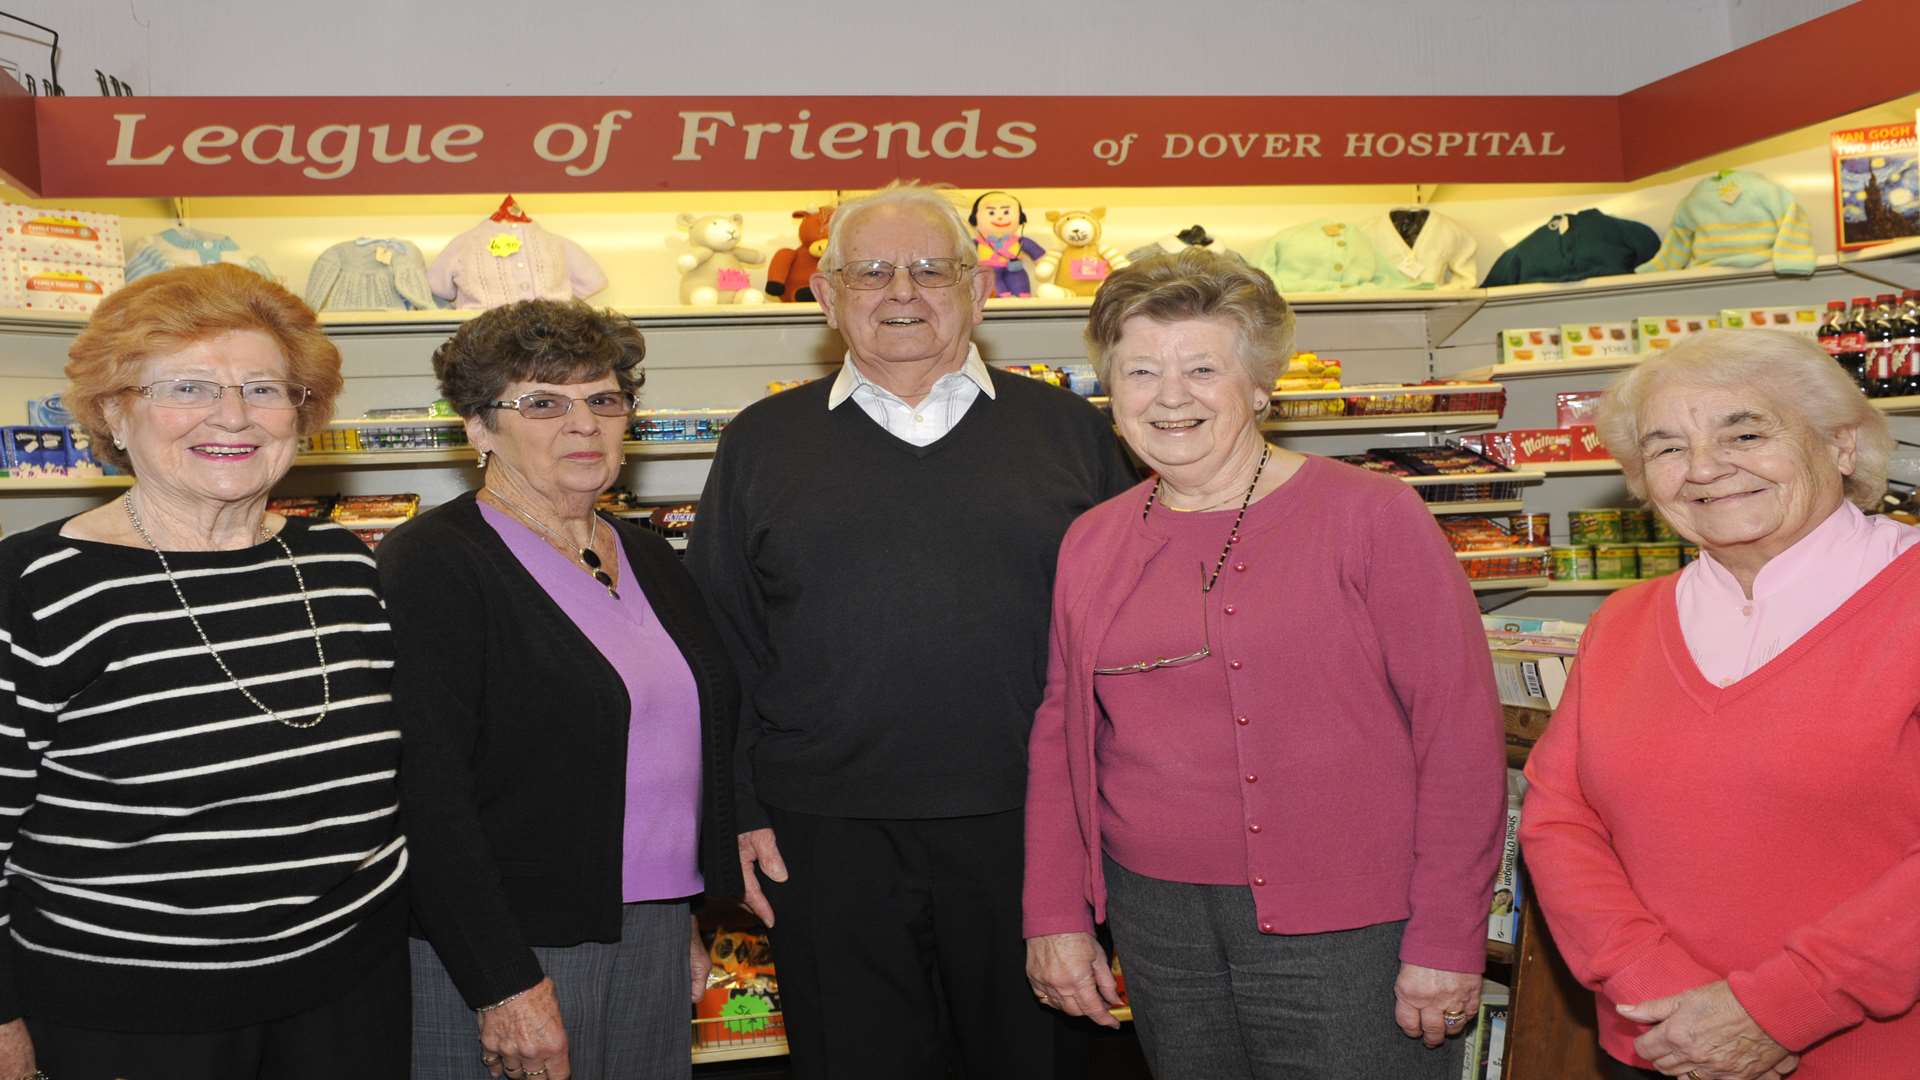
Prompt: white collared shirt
<box><xmin>826</xmin><ymin>344</ymin><xmax>997</xmax><ymax>447</ymax></box>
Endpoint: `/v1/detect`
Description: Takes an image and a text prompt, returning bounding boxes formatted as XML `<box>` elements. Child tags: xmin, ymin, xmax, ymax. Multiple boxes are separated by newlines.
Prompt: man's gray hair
<box><xmin>821</xmin><ymin>182</ymin><xmax>975</xmax><ymax>270</ymax></box>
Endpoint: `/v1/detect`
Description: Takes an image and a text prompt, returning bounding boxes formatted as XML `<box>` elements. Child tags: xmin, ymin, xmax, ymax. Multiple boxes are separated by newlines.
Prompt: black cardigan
<box><xmin>379</xmin><ymin>492</ymin><xmax>741</xmax><ymax>1008</ymax></box>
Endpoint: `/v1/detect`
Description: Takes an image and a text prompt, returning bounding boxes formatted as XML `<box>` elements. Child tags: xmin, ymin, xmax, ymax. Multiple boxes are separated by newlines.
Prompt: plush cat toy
<box><xmin>1033</xmin><ymin>208</ymin><xmax>1129</xmax><ymax>299</ymax></box>
<box><xmin>766</xmin><ymin>206</ymin><xmax>833</xmax><ymax>303</ymax></box>
<box><xmin>676</xmin><ymin>213</ymin><xmax>767</xmax><ymax>305</ymax></box>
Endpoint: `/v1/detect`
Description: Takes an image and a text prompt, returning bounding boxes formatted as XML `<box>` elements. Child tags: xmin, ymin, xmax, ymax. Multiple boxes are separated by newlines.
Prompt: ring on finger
<box><xmin>482</xmin><ymin>1053</ymin><xmax>502</xmax><ymax>1066</ymax></box>
<box><xmin>1687</xmin><ymin>1072</ymin><xmax>1707</xmax><ymax>1080</ymax></box>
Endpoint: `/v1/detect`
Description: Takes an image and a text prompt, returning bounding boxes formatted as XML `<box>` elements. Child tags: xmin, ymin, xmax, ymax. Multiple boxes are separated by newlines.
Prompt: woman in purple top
<box><xmin>1022</xmin><ymin>249</ymin><xmax>1505</xmax><ymax>1080</ymax></box>
<box><xmin>380</xmin><ymin>300</ymin><xmax>741</xmax><ymax>1080</ymax></box>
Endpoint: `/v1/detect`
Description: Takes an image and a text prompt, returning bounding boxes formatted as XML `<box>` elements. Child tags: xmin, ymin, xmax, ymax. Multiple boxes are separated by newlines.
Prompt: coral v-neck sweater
<box><xmin>1520</xmin><ymin>547</ymin><xmax>1920</xmax><ymax>1076</ymax></box>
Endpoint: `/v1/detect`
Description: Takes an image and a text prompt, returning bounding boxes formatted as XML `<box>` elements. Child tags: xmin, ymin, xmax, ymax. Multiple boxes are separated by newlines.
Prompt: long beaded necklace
<box><xmin>1142</xmin><ymin>443</ymin><xmax>1270</xmax><ymax>593</ymax></box>
<box><xmin>122</xmin><ymin>491</ymin><xmax>332</xmax><ymax>730</ymax></box>
<box><xmin>482</xmin><ymin>487</ymin><xmax>619</xmax><ymax>598</ymax></box>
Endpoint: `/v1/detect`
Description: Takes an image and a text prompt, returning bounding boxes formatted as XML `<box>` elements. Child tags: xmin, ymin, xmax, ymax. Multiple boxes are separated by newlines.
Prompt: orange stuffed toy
<box><xmin>766</xmin><ymin>206</ymin><xmax>834</xmax><ymax>303</ymax></box>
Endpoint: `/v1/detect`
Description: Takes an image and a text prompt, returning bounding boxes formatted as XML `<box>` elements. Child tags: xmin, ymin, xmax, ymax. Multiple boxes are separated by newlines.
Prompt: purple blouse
<box><xmin>481</xmin><ymin>503</ymin><xmax>703</xmax><ymax>901</ymax></box>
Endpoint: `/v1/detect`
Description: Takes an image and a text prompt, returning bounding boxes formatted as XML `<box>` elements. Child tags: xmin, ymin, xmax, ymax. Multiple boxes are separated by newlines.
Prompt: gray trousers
<box><xmin>1104</xmin><ymin>855</ymin><xmax>1455</xmax><ymax>1080</ymax></box>
<box><xmin>411</xmin><ymin>901</ymin><xmax>692</xmax><ymax>1079</ymax></box>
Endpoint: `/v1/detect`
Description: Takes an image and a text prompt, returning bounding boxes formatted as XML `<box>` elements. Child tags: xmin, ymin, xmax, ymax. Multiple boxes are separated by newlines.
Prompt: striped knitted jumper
<box><xmin>0</xmin><ymin>516</ymin><xmax>406</xmax><ymax>1032</ymax></box>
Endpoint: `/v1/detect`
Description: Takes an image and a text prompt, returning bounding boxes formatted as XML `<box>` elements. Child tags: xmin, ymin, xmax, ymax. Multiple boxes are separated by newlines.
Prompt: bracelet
<box><xmin>476</xmin><ymin>987</ymin><xmax>532</xmax><ymax>1014</ymax></box>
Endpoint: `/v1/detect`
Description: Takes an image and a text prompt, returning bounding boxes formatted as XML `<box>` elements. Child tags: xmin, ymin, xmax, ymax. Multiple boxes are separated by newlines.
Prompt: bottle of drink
<box><xmin>1845</xmin><ymin>296</ymin><xmax>1875</xmax><ymax>391</ymax></box>
<box><xmin>1896</xmin><ymin>290</ymin><xmax>1920</xmax><ymax>398</ymax></box>
<box><xmin>1869</xmin><ymin>294</ymin><xmax>1900</xmax><ymax>397</ymax></box>
<box><xmin>1818</xmin><ymin>300</ymin><xmax>1853</xmax><ymax>379</ymax></box>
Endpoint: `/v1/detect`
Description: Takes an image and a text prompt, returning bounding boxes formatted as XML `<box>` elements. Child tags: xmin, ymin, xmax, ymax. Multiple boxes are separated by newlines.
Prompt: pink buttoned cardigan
<box><xmin>1022</xmin><ymin>456</ymin><xmax>1506</xmax><ymax>973</ymax></box>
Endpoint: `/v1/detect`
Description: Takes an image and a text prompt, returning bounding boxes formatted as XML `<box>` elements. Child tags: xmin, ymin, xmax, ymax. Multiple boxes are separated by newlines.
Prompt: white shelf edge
<box><xmin>1470</xmin><ymin>576</ymin><xmax>1550</xmax><ymax>592</ymax></box>
<box><xmin>1870</xmin><ymin>395</ymin><xmax>1920</xmax><ymax>416</ymax></box>
<box><xmin>1403</xmin><ymin>470</ymin><xmax>1543</xmax><ymax>487</ymax></box>
<box><xmin>1454</xmin><ymin>356</ymin><xmax>1646</xmax><ymax>382</ymax></box>
<box><xmin>1530</xmin><ymin>579</ymin><xmax>1643</xmax><ymax>593</ymax></box>
<box><xmin>1535</xmin><ymin>460</ymin><xmax>1624</xmax><ymax>476</ymax></box>
<box><xmin>1456</xmin><ymin>547</ymin><xmax>1549</xmax><ymax>561</ymax></box>
<box><xmin>1427</xmin><ymin>499</ymin><xmax>1525</xmax><ymax>516</ymax></box>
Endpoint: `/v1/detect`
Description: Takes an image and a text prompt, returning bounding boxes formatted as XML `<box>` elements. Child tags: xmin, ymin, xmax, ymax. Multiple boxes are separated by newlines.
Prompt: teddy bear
<box><xmin>675</xmin><ymin>213</ymin><xmax>767</xmax><ymax>306</ymax></box>
<box><xmin>1033</xmin><ymin>208</ymin><xmax>1129</xmax><ymax>299</ymax></box>
<box><xmin>765</xmin><ymin>206</ymin><xmax>833</xmax><ymax>303</ymax></box>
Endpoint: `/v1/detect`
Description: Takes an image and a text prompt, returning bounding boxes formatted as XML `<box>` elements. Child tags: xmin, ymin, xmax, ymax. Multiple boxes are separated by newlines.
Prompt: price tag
<box><xmin>1717</xmin><ymin>181</ymin><xmax>1742</xmax><ymax>205</ymax></box>
<box><xmin>374</xmin><ymin>245</ymin><xmax>394</xmax><ymax>265</ymax></box>
<box><xmin>488</xmin><ymin>233</ymin><xmax>522</xmax><ymax>258</ymax></box>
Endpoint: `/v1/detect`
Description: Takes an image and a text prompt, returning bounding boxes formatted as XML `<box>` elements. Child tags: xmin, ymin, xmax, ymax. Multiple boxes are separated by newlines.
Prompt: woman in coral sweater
<box><xmin>1521</xmin><ymin>329</ymin><xmax>1920</xmax><ymax>1080</ymax></box>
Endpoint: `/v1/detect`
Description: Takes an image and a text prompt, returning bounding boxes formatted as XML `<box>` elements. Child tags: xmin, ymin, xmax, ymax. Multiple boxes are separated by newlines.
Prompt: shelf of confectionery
<box><xmin>1258</xmin><ymin>411</ymin><xmax>1504</xmax><ymax>435</ymax></box>
<box><xmin>1452</xmin><ymin>355</ymin><xmax>1646</xmax><ymax>382</ymax></box>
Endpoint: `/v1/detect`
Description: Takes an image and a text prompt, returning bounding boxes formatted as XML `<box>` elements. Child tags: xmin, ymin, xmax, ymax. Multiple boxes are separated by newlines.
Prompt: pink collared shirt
<box><xmin>1675</xmin><ymin>502</ymin><xmax>1920</xmax><ymax>687</ymax></box>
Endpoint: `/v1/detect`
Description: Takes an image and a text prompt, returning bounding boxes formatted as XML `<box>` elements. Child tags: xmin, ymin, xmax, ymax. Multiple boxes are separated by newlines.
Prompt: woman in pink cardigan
<box><xmin>1520</xmin><ymin>330</ymin><xmax>1920</xmax><ymax>1080</ymax></box>
<box><xmin>1022</xmin><ymin>248</ymin><xmax>1505</xmax><ymax>1079</ymax></box>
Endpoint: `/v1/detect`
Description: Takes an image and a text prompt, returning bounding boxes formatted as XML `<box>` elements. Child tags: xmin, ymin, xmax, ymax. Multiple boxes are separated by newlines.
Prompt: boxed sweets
<box><xmin>1560</xmin><ymin>322</ymin><xmax>1636</xmax><ymax>358</ymax></box>
<box><xmin>267</xmin><ymin>495</ymin><xmax>339</xmax><ymax>519</ymax></box>
<box><xmin>1636</xmin><ymin>313</ymin><xmax>1719</xmax><ymax>351</ymax></box>
<box><xmin>1720</xmin><ymin>305</ymin><xmax>1821</xmax><ymax>337</ymax></box>
<box><xmin>1481</xmin><ymin>428</ymin><xmax>1571</xmax><ymax>465</ymax></box>
<box><xmin>0</xmin><ymin>426</ymin><xmax>70</xmax><ymax>477</ymax></box>
<box><xmin>1555</xmin><ymin>391</ymin><xmax>1604</xmax><ymax>427</ymax></box>
<box><xmin>1499</xmin><ymin>327</ymin><xmax>1562</xmax><ymax>363</ymax></box>
<box><xmin>2</xmin><ymin>205</ymin><xmax>124</xmax><ymax>265</ymax></box>
<box><xmin>631</xmin><ymin>408</ymin><xmax>734</xmax><ymax>443</ymax></box>
<box><xmin>1566</xmin><ymin>424</ymin><xmax>1611</xmax><ymax>461</ymax></box>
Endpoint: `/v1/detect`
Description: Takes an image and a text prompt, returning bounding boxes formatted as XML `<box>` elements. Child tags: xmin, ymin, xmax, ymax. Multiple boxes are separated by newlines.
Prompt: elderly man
<box><xmin>687</xmin><ymin>184</ymin><xmax>1136</xmax><ymax>1078</ymax></box>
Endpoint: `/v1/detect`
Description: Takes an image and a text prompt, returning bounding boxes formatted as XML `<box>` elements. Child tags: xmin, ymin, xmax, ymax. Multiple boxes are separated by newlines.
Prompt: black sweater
<box><xmin>379</xmin><ymin>493</ymin><xmax>741</xmax><ymax>1008</ymax></box>
<box><xmin>0</xmin><ymin>518</ymin><xmax>406</xmax><ymax>1032</ymax></box>
<box><xmin>686</xmin><ymin>368</ymin><xmax>1136</xmax><ymax>828</ymax></box>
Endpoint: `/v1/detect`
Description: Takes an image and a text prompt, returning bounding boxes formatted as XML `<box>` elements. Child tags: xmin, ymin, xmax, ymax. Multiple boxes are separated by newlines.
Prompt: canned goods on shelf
<box><xmin>1637</xmin><ymin>543</ymin><xmax>1682</xmax><ymax>578</ymax></box>
<box><xmin>1620</xmin><ymin>508</ymin><xmax>1654</xmax><ymax>542</ymax></box>
<box><xmin>1549</xmin><ymin>546</ymin><xmax>1596</xmax><ymax>580</ymax></box>
<box><xmin>1593</xmin><ymin>543</ymin><xmax>1639</xmax><ymax>580</ymax></box>
<box><xmin>1569</xmin><ymin>509</ymin><xmax>1624</xmax><ymax>545</ymax></box>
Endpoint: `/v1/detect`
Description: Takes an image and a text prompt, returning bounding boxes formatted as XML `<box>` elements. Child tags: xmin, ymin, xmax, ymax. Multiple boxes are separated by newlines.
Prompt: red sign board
<box><xmin>25</xmin><ymin>95</ymin><xmax>1624</xmax><ymax>197</ymax></box>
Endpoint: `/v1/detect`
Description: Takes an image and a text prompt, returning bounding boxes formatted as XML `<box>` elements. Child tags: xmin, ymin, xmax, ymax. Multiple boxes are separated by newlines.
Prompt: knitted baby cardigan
<box><xmin>305</xmin><ymin>238</ymin><xmax>437</xmax><ymax>312</ymax></box>
<box><xmin>1251</xmin><ymin>220</ymin><xmax>1423</xmax><ymax>293</ymax></box>
<box><xmin>427</xmin><ymin>219</ymin><xmax>608</xmax><ymax>311</ymax></box>
<box><xmin>124</xmin><ymin>227</ymin><xmax>275</xmax><ymax>283</ymax></box>
<box><xmin>1638</xmin><ymin>170</ymin><xmax>1816</xmax><ymax>276</ymax></box>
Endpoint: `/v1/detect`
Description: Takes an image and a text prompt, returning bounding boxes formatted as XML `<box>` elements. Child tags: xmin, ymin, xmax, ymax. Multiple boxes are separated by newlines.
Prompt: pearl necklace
<box><xmin>122</xmin><ymin>492</ymin><xmax>332</xmax><ymax>730</ymax></box>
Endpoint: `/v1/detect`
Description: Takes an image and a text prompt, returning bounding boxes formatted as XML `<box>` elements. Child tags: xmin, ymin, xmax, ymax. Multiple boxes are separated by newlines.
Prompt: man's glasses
<box><xmin>832</xmin><ymin>258</ymin><xmax>975</xmax><ymax>290</ymax></box>
<box><xmin>486</xmin><ymin>391</ymin><xmax>636</xmax><ymax>420</ymax></box>
<box><xmin>1092</xmin><ymin>567</ymin><xmax>1215</xmax><ymax>677</ymax></box>
<box><xmin>126</xmin><ymin>379</ymin><xmax>311</xmax><ymax>410</ymax></box>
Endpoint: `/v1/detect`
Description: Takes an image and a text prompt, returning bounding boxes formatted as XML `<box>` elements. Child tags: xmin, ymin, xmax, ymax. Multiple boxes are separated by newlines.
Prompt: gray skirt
<box><xmin>411</xmin><ymin>900</ymin><xmax>692</xmax><ymax>1079</ymax></box>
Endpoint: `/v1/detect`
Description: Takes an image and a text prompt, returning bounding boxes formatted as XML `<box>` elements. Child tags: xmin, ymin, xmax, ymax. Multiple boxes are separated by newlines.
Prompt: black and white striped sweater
<box><xmin>0</xmin><ymin>516</ymin><xmax>407</xmax><ymax>1032</ymax></box>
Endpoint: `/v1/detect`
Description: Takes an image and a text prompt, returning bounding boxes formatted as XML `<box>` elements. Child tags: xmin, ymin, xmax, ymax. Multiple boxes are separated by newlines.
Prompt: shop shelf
<box><xmin>1452</xmin><ymin>355</ymin><xmax>1647</xmax><ymax>382</ymax></box>
<box><xmin>1469</xmin><ymin>576</ymin><xmax>1550</xmax><ymax>592</ymax></box>
<box><xmin>1430</xmin><ymin>499</ymin><xmax>1526</xmax><ymax>517</ymax></box>
<box><xmin>0</xmin><ymin>474</ymin><xmax>134</xmax><ymax>493</ymax></box>
<box><xmin>1404</xmin><ymin>470</ymin><xmax>1545</xmax><ymax>488</ymax></box>
<box><xmin>1530</xmin><ymin>579</ymin><xmax>1642</xmax><ymax>593</ymax></box>
<box><xmin>1534</xmin><ymin>460</ymin><xmax>1624</xmax><ymax>476</ymax></box>
<box><xmin>291</xmin><ymin>440</ymin><xmax>717</xmax><ymax>469</ymax></box>
<box><xmin>1870</xmin><ymin>395</ymin><xmax>1920</xmax><ymax>417</ymax></box>
<box><xmin>1260</xmin><ymin>411</ymin><xmax>1502</xmax><ymax>435</ymax></box>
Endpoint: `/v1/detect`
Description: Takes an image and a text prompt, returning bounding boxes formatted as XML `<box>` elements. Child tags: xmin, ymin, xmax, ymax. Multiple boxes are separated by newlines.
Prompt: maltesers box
<box><xmin>1719</xmin><ymin>305</ymin><xmax>1821</xmax><ymax>338</ymax></box>
<box><xmin>1560</xmin><ymin>322</ymin><xmax>1637</xmax><ymax>358</ymax></box>
<box><xmin>16</xmin><ymin>259</ymin><xmax>122</xmax><ymax>313</ymax></box>
<box><xmin>1503</xmin><ymin>428</ymin><xmax>1571</xmax><ymax>463</ymax></box>
<box><xmin>2</xmin><ymin>205</ymin><xmax>124</xmax><ymax>266</ymax></box>
<box><xmin>1636</xmin><ymin>314</ymin><xmax>1719</xmax><ymax>350</ymax></box>
<box><xmin>1555</xmin><ymin>391</ymin><xmax>1604</xmax><ymax>427</ymax></box>
<box><xmin>1566</xmin><ymin>424</ymin><xmax>1611</xmax><ymax>461</ymax></box>
<box><xmin>1499</xmin><ymin>327</ymin><xmax>1562</xmax><ymax>363</ymax></box>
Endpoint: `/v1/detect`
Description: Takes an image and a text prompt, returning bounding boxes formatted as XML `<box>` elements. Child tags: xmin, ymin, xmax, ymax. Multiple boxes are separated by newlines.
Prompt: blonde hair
<box><xmin>1596</xmin><ymin>329</ymin><xmax>1890</xmax><ymax>510</ymax></box>
<box><xmin>1084</xmin><ymin>248</ymin><xmax>1296</xmax><ymax>391</ymax></box>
